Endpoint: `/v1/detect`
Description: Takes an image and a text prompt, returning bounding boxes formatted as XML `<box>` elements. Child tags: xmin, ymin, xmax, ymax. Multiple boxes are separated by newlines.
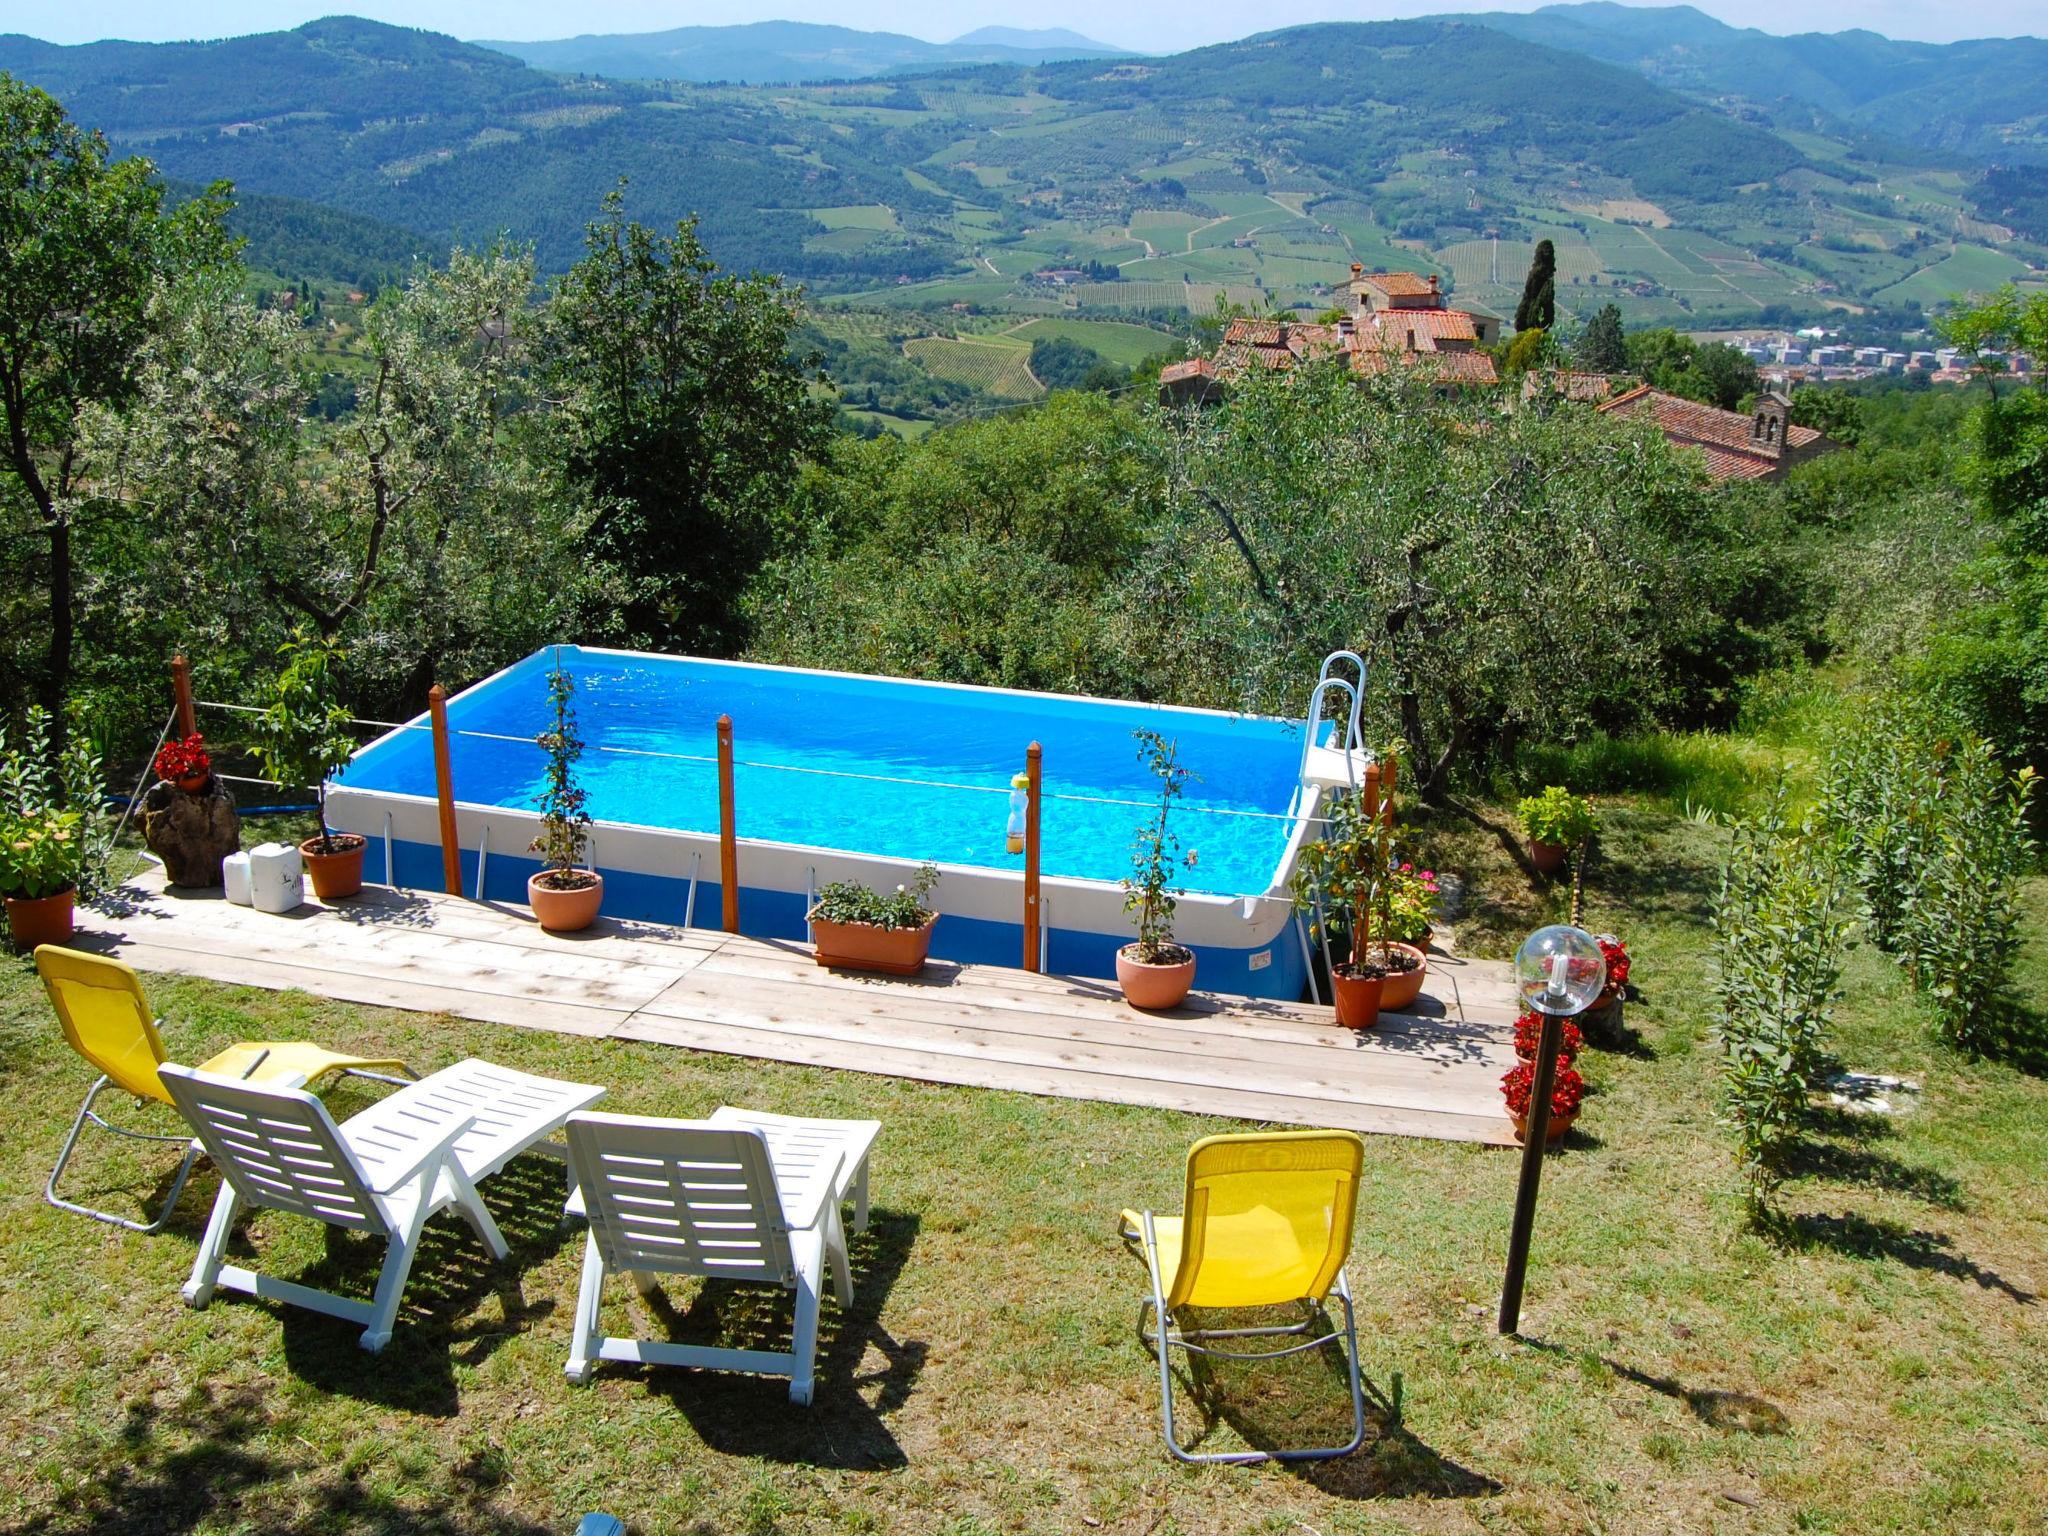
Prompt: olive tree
<box><xmin>1154</xmin><ymin>360</ymin><xmax>1728</xmax><ymax>800</ymax></box>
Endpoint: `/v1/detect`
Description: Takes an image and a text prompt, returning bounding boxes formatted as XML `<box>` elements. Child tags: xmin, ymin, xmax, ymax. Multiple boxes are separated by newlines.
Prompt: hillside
<box><xmin>1458</xmin><ymin>3</ymin><xmax>2048</xmax><ymax>165</ymax></box>
<box><xmin>473</xmin><ymin>20</ymin><xmax>1127</xmax><ymax>84</ymax></box>
<box><xmin>3</xmin><ymin>10</ymin><xmax>2040</xmax><ymax>434</ymax></box>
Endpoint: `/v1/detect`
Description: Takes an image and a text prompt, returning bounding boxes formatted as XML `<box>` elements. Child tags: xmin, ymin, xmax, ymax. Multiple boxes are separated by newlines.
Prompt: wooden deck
<box><xmin>75</xmin><ymin>866</ymin><xmax>1524</xmax><ymax>1146</ymax></box>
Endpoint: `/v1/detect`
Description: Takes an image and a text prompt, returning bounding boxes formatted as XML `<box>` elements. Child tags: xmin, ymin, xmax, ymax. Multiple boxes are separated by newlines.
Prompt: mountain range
<box><xmin>472</xmin><ymin>20</ymin><xmax>1128</xmax><ymax>84</ymax></box>
<box><xmin>0</xmin><ymin>10</ymin><xmax>2039</xmax><ymax>336</ymax></box>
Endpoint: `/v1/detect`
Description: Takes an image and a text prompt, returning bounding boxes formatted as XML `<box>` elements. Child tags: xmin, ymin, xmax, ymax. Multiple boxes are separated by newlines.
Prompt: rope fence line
<box><xmin>198</xmin><ymin>696</ymin><xmax>1338</xmax><ymax>823</ymax></box>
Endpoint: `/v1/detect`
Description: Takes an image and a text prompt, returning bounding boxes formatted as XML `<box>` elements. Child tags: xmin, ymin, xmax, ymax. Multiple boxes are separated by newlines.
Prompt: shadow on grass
<box><xmin>254</xmin><ymin>1155</ymin><xmax>576</xmax><ymax>1415</ymax></box>
<box><xmin>1764</xmin><ymin>1210</ymin><xmax>2038</xmax><ymax>1305</ymax></box>
<box><xmin>1963</xmin><ymin>997</ymin><xmax>2048</xmax><ymax>1079</ymax></box>
<box><xmin>1784</xmin><ymin>1137</ymin><xmax>1965</xmax><ymax>1211</ymax></box>
<box><xmin>4</xmin><ymin>1384</ymin><xmax>558</xmax><ymax>1536</ymax></box>
<box><xmin>1163</xmin><ymin>1306</ymin><xmax>1499</xmax><ymax>1500</ymax></box>
<box><xmin>1522</xmin><ymin>1338</ymin><xmax>1791</xmax><ymax>1435</ymax></box>
<box><xmin>616</xmin><ymin>1209</ymin><xmax>924</xmax><ymax>1469</ymax></box>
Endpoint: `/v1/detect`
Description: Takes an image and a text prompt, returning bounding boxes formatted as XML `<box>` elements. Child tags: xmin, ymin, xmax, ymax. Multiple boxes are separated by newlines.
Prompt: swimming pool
<box><xmin>327</xmin><ymin>646</ymin><xmax>1338</xmax><ymax>999</ymax></box>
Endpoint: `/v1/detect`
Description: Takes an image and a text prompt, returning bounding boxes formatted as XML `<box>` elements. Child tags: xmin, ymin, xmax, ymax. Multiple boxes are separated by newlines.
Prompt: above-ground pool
<box><xmin>328</xmin><ymin>647</ymin><xmax>1342</xmax><ymax>999</ymax></box>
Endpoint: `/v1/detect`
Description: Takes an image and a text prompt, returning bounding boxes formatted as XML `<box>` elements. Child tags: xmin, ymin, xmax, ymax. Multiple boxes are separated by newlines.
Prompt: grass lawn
<box><xmin>3</xmin><ymin>801</ymin><xmax>2044</xmax><ymax>1534</ymax></box>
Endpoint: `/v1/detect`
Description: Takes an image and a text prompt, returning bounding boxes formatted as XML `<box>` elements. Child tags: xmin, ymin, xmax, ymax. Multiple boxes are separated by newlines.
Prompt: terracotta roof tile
<box><xmin>1352</xmin><ymin>271</ymin><xmax>1440</xmax><ymax>298</ymax></box>
<box><xmin>1348</xmin><ymin>308</ymin><xmax>1479</xmax><ymax>352</ymax></box>
<box><xmin>1350</xmin><ymin>349</ymin><xmax>1499</xmax><ymax>385</ymax></box>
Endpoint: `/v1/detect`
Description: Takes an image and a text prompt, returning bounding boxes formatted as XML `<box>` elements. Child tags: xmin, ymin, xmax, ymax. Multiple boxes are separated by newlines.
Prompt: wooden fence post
<box><xmin>717</xmin><ymin>715</ymin><xmax>739</xmax><ymax>934</ymax></box>
<box><xmin>1023</xmin><ymin>741</ymin><xmax>1042</xmax><ymax>972</ymax></box>
<box><xmin>170</xmin><ymin>655</ymin><xmax>196</xmax><ymax>739</ymax></box>
<box><xmin>428</xmin><ymin>684</ymin><xmax>462</xmax><ymax>896</ymax></box>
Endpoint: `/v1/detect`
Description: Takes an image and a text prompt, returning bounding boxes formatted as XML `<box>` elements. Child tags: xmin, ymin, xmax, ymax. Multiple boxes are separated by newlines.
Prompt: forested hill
<box><xmin>1450</xmin><ymin>3</ymin><xmax>2048</xmax><ymax>164</ymax></box>
<box><xmin>1027</xmin><ymin>20</ymin><xmax>1802</xmax><ymax>203</ymax></box>
<box><xmin>475</xmin><ymin>20</ymin><xmax>1127</xmax><ymax>83</ymax></box>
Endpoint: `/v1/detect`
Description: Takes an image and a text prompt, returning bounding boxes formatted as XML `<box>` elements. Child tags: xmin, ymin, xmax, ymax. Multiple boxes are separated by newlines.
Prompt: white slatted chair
<box><xmin>160</xmin><ymin>1058</ymin><xmax>604</xmax><ymax>1352</ymax></box>
<box><xmin>563</xmin><ymin>1111</ymin><xmax>852</xmax><ymax>1404</ymax></box>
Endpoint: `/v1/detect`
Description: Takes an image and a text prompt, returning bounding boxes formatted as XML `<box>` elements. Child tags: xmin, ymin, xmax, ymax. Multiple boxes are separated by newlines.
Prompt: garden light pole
<box><xmin>1498</xmin><ymin>924</ymin><xmax>1604</xmax><ymax>1335</ymax></box>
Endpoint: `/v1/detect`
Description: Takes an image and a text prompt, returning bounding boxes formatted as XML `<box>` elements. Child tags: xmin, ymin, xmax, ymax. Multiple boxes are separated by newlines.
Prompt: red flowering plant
<box><xmin>1384</xmin><ymin>861</ymin><xmax>1441</xmax><ymax>945</ymax></box>
<box><xmin>154</xmin><ymin>734</ymin><xmax>211</xmax><ymax>785</ymax></box>
<box><xmin>1596</xmin><ymin>935</ymin><xmax>1630</xmax><ymax>1001</ymax></box>
<box><xmin>1500</xmin><ymin>1059</ymin><xmax>1586</xmax><ymax>1122</ymax></box>
<box><xmin>1512</xmin><ymin>1008</ymin><xmax>1583</xmax><ymax>1063</ymax></box>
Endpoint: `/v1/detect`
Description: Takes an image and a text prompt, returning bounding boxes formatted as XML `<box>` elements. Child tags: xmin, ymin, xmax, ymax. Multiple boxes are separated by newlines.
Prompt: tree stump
<box><xmin>141</xmin><ymin>779</ymin><xmax>242</xmax><ymax>888</ymax></box>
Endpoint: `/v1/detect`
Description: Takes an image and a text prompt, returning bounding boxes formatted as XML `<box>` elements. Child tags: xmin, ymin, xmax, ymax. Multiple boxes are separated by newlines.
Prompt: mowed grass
<box><xmin>2</xmin><ymin>804</ymin><xmax>2046</xmax><ymax>1534</ymax></box>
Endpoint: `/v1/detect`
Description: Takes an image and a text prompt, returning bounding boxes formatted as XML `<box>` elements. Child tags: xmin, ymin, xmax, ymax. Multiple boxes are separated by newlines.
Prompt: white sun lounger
<box><xmin>161</xmin><ymin>1057</ymin><xmax>605</xmax><ymax>1352</ymax></box>
<box><xmin>561</xmin><ymin>1109</ymin><xmax>877</xmax><ymax>1403</ymax></box>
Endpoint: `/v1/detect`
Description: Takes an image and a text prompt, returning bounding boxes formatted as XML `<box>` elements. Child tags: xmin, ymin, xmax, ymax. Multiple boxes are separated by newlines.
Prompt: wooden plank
<box><xmin>612</xmin><ymin>1010</ymin><xmax>1515</xmax><ymax>1145</ymax></box>
<box><xmin>634</xmin><ymin>976</ymin><xmax>1513</xmax><ymax>1119</ymax></box>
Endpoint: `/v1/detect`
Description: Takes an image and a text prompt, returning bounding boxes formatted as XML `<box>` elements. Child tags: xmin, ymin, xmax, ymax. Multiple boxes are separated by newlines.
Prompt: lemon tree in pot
<box><xmin>1292</xmin><ymin>773</ymin><xmax>1425</xmax><ymax>1029</ymax></box>
<box><xmin>1</xmin><ymin>707</ymin><xmax>115</xmax><ymax>949</ymax></box>
<box><xmin>1516</xmin><ymin>786</ymin><xmax>1597</xmax><ymax>877</ymax></box>
<box><xmin>253</xmin><ymin>633</ymin><xmax>365</xmax><ymax>900</ymax></box>
<box><xmin>528</xmin><ymin>661</ymin><xmax>603</xmax><ymax>933</ymax></box>
<box><xmin>1117</xmin><ymin>729</ymin><xmax>1199</xmax><ymax>1010</ymax></box>
<box><xmin>809</xmin><ymin>862</ymin><xmax>940</xmax><ymax>975</ymax></box>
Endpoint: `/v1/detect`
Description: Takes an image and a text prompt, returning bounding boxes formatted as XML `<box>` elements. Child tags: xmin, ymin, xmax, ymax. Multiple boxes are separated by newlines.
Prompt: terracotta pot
<box><xmin>4</xmin><ymin>886</ymin><xmax>76</xmax><ymax>950</ymax></box>
<box><xmin>810</xmin><ymin>911</ymin><xmax>937</xmax><ymax>976</ymax></box>
<box><xmin>177</xmin><ymin>773</ymin><xmax>210</xmax><ymax>795</ymax></box>
<box><xmin>1512</xmin><ymin>1109</ymin><xmax>1577</xmax><ymax>1144</ymax></box>
<box><xmin>1330</xmin><ymin>966</ymin><xmax>1385</xmax><ymax>1030</ymax></box>
<box><xmin>299</xmin><ymin>835</ymin><xmax>367</xmax><ymax>900</ymax></box>
<box><xmin>530</xmin><ymin>870</ymin><xmax>604</xmax><ymax>933</ymax></box>
<box><xmin>1375</xmin><ymin>943</ymin><xmax>1430</xmax><ymax>1012</ymax></box>
<box><xmin>1116</xmin><ymin>944</ymin><xmax>1196</xmax><ymax>1010</ymax></box>
<box><xmin>1528</xmin><ymin>839</ymin><xmax>1567</xmax><ymax>875</ymax></box>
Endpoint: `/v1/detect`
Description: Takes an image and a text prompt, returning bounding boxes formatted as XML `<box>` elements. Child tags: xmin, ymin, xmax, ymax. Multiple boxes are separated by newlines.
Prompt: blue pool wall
<box><xmin>382</xmin><ymin>834</ymin><xmax>1310</xmax><ymax>1000</ymax></box>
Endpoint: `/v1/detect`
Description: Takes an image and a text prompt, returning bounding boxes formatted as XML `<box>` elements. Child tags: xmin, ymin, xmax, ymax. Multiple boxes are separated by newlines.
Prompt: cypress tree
<box><xmin>1578</xmin><ymin>302</ymin><xmax>1626</xmax><ymax>372</ymax></box>
<box><xmin>1514</xmin><ymin>239</ymin><xmax>1557</xmax><ymax>332</ymax></box>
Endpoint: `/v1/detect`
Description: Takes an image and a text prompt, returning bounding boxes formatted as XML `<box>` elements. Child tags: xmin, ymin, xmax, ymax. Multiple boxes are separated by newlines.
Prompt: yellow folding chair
<box><xmin>35</xmin><ymin>945</ymin><xmax>415</xmax><ymax>1234</ymax></box>
<box><xmin>1118</xmin><ymin>1129</ymin><xmax>1369</xmax><ymax>1464</ymax></box>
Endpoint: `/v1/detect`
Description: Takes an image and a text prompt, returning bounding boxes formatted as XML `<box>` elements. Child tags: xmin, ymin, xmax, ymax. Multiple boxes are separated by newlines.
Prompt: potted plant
<box><xmin>1516</xmin><ymin>786</ymin><xmax>1598</xmax><ymax>875</ymax></box>
<box><xmin>1293</xmin><ymin>779</ymin><xmax>1426</xmax><ymax>1027</ymax></box>
<box><xmin>1512</xmin><ymin>1009</ymin><xmax>1584</xmax><ymax>1063</ymax></box>
<box><xmin>1117</xmin><ymin>729</ymin><xmax>1199</xmax><ymax>1010</ymax></box>
<box><xmin>0</xmin><ymin>707</ymin><xmax>113</xmax><ymax>948</ymax></box>
<box><xmin>155</xmin><ymin>734</ymin><xmax>213</xmax><ymax>794</ymax></box>
<box><xmin>1592</xmin><ymin>934</ymin><xmax>1630</xmax><ymax>1009</ymax></box>
<box><xmin>528</xmin><ymin>661</ymin><xmax>604</xmax><ymax>933</ymax></box>
<box><xmin>1</xmin><ymin>806</ymin><xmax>82</xmax><ymax>949</ymax></box>
<box><xmin>252</xmin><ymin>632</ymin><xmax>365</xmax><ymax>900</ymax></box>
<box><xmin>1501</xmin><ymin>1057</ymin><xmax>1586</xmax><ymax>1142</ymax></box>
<box><xmin>1385</xmin><ymin>861</ymin><xmax>1442</xmax><ymax>953</ymax></box>
<box><xmin>810</xmin><ymin>862</ymin><xmax>941</xmax><ymax>975</ymax></box>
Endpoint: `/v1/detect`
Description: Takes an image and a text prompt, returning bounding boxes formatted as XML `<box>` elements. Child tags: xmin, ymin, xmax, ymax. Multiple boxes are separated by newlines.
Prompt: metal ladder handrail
<box><xmin>1315</xmin><ymin>650</ymin><xmax>1367</xmax><ymax>752</ymax></box>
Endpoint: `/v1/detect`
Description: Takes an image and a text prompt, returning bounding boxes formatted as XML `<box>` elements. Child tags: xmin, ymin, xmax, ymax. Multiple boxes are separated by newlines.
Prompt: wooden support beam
<box><xmin>170</xmin><ymin>655</ymin><xmax>196</xmax><ymax>739</ymax></box>
<box><xmin>717</xmin><ymin>714</ymin><xmax>739</xmax><ymax>934</ymax></box>
<box><xmin>428</xmin><ymin>685</ymin><xmax>461</xmax><ymax>896</ymax></box>
<box><xmin>1023</xmin><ymin>741</ymin><xmax>1042</xmax><ymax>972</ymax></box>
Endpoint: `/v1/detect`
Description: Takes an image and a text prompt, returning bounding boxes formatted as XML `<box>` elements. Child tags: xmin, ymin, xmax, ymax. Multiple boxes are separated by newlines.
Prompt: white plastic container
<box><xmin>222</xmin><ymin>851</ymin><xmax>254</xmax><ymax>908</ymax></box>
<box><xmin>247</xmin><ymin>841</ymin><xmax>305</xmax><ymax>915</ymax></box>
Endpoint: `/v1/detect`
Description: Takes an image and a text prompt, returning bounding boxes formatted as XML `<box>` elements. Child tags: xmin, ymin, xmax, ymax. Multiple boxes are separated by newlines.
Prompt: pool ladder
<box><xmin>1292</xmin><ymin>651</ymin><xmax>1369</xmax><ymax>1006</ymax></box>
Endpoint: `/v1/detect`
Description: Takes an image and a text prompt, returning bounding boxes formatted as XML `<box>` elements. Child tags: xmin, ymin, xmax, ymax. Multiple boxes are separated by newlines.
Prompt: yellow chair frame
<box><xmin>1118</xmin><ymin>1129</ymin><xmax>1369</xmax><ymax>1464</ymax></box>
<box><xmin>36</xmin><ymin>945</ymin><xmax>413</xmax><ymax>1234</ymax></box>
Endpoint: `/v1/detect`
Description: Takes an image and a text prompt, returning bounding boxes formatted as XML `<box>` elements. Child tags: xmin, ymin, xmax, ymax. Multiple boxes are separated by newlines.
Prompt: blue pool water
<box><xmin>344</xmin><ymin>648</ymin><xmax>1308</xmax><ymax>897</ymax></box>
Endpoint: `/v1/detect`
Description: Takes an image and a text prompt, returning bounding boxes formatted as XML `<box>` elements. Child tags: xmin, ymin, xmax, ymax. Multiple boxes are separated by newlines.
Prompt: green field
<box><xmin>1005</xmin><ymin>317</ymin><xmax>1183</xmax><ymax>367</ymax></box>
<box><xmin>1875</xmin><ymin>245</ymin><xmax>2034</xmax><ymax>307</ymax></box>
<box><xmin>902</xmin><ymin>334</ymin><xmax>1041</xmax><ymax>397</ymax></box>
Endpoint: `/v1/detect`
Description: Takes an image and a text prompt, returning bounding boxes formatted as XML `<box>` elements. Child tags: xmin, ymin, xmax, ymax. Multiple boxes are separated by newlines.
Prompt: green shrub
<box><xmin>1515</xmin><ymin>785</ymin><xmax>1598</xmax><ymax>847</ymax></box>
<box><xmin>810</xmin><ymin>863</ymin><xmax>939</xmax><ymax>930</ymax></box>
<box><xmin>1711</xmin><ymin>788</ymin><xmax>1849</xmax><ymax>1222</ymax></box>
<box><xmin>1512</xmin><ymin>731</ymin><xmax>1779</xmax><ymax>818</ymax></box>
<box><xmin>0</xmin><ymin>707</ymin><xmax>114</xmax><ymax>901</ymax></box>
<box><xmin>1815</xmin><ymin>692</ymin><xmax>1944</xmax><ymax>952</ymax></box>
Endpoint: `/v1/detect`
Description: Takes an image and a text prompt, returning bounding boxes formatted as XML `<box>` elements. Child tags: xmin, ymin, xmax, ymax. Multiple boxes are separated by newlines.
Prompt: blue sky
<box><xmin>6</xmin><ymin>0</ymin><xmax>2039</xmax><ymax>52</ymax></box>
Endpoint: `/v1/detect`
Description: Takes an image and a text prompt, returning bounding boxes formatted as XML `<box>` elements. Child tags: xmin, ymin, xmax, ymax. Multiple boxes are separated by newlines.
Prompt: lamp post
<box><xmin>1498</xmin><ymin>923</ymin><xmax>1604</xmax><ymax>1335</ymax></box>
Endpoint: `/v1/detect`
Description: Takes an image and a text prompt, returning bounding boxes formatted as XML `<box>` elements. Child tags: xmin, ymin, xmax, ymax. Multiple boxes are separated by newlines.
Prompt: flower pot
<box><xmin>1512</xmin><ymin>1109</ymin><xmax>1577</xmax><ymax>1144</ymax></box>
<box><xmin>1330</xmin><ymin>966</ymin><xmax>1385</xmax><ymax>1030</ymax></box>
<box><xmin>299</xmin><ymin>835</ymin><xmax>367</xmax><ymax>901</ymax></box>
<box><xmin>1116</xmin><ymin>944</ymin><xmax>1196</xmax><ymax>1010</ymax></box>
<box><xmin>530</xmin><ymin>870</ymin><xmax>604</xmax><ymax>934</ymax></box>
<box><xmin>1528</xmin><ymin>839</ymin><xmax>1567</xmax><ymax>875</ymax></box>
<box><xmin>810</xmin><ymin>911</ymin><xmax>937</xmax><ymax>976</ymax></box>
<box><xmin>4</xmin><ymin>886</ymin><xmax>75</xmax><ymax>950</ymax></box>
<box><xmin>1375</xmin><ymin>943</ymin><xmax>1430</xmax><ymax>1012</ymax></box>
<box><xmin>177</xmin><ymin>773</ymin><xmax>210</xmax><ymax>795</ymax></box>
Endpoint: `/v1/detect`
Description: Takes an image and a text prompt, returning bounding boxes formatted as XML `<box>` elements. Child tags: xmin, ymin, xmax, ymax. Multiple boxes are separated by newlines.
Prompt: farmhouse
<box><xmin>1597</xmin><ymin>384</ymin><xmax>1837</xmax><ymax>482</ymax></box>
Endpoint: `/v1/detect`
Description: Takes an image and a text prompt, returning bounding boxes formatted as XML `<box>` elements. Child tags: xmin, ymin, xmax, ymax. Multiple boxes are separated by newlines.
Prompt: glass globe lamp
<box><xmin>1513</xmin><ymin>925</ymin><xmax>1605</xmax><ymax>1016</ymax></box>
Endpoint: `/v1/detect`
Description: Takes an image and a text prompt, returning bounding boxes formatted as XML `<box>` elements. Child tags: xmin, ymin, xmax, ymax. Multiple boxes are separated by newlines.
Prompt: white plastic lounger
<box><xmin>562</xmin><ymin>1111</ymin><xmax>866</xmax><ymax>1404</ymax></box>
<box><xmin>161</xmin><ymin>1058</ymin><xmax>605</xmax><ymax>1352</ymax></box>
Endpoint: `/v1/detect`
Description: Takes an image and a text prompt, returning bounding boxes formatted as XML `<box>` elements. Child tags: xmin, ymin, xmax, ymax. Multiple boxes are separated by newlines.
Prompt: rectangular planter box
<box><xmin>809</xmin><ymin>912</ymin><xmax>938</xmax><ymax>976</ymax></box>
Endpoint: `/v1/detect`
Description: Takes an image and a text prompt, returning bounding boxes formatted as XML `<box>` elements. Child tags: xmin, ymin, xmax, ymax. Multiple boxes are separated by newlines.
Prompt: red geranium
<box><xmin>1598</xmin><ymin>935</ymin><xmax>1630</xmax><ymax>994</ymax></box>
<box><xmin>155</xmin><ymin>733</ymin><xmax>211</xmax><ymax>782</ymax></box>
<box><xmin>1513</xmin><ymin>1008</ymin><xmax>1583</xmax><ymax>1063</ymax></box>
<box><xmin>1501</xmin><ymin>1060</ymin><xmax>1585</xmax><ymax>1120</ymax></box>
